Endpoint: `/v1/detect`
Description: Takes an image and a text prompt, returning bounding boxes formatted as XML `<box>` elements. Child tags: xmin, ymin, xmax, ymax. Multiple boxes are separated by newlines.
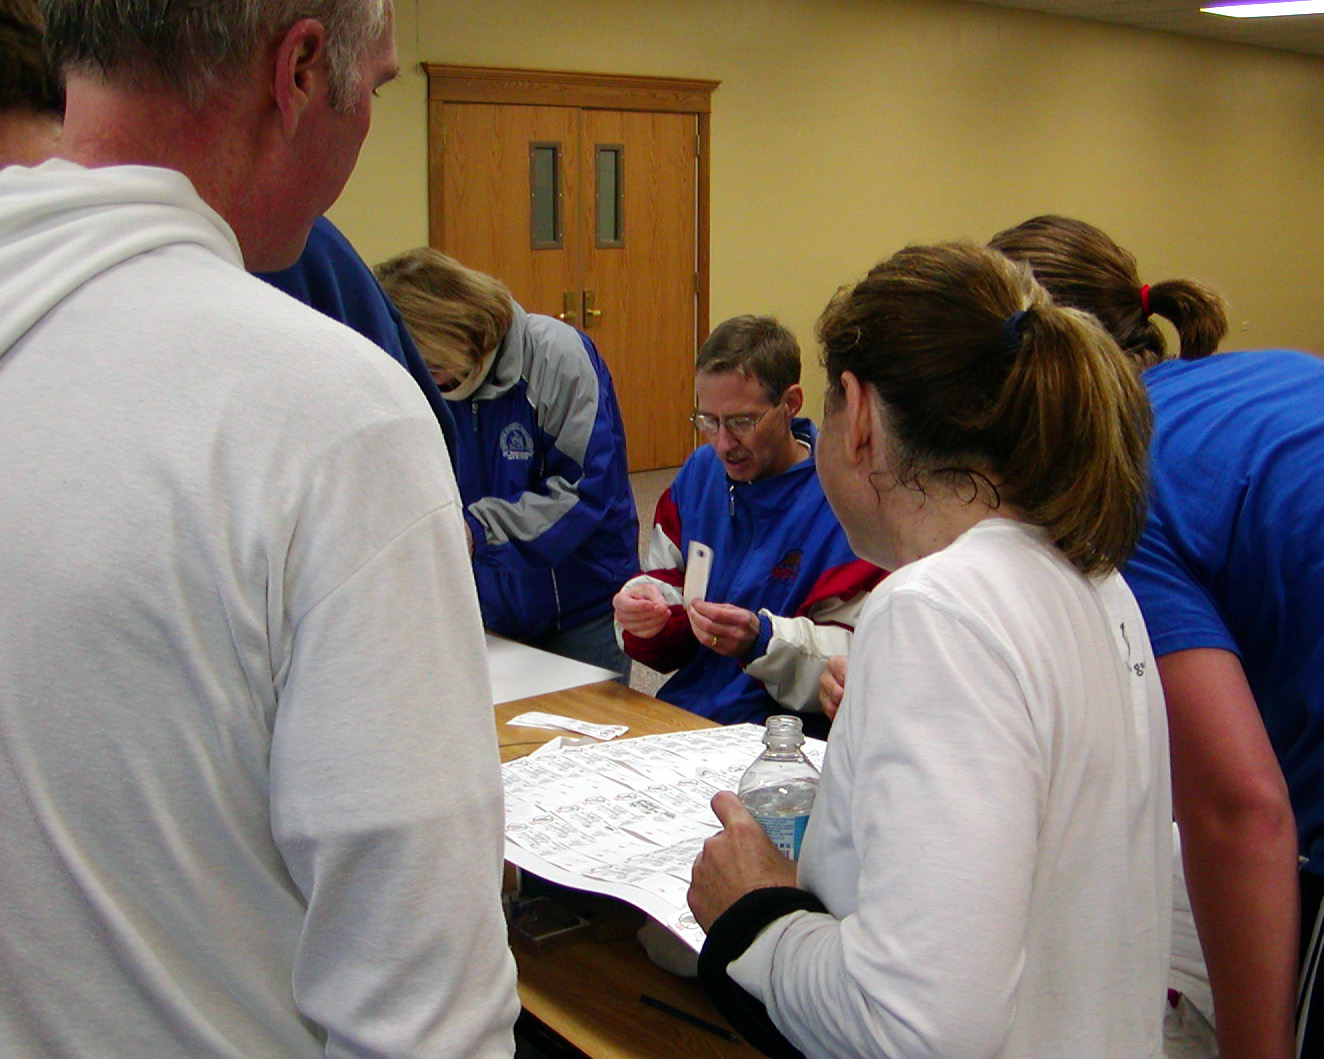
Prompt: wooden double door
<box><xmin>425</xmin><ymin>66</ymin><xmax>718</xmax><ymax>471</ymax></box>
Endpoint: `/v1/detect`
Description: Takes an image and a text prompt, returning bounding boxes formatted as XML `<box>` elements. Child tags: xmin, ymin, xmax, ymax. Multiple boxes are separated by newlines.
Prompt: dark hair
<box><xmin>39</xmin><ymin>0</ymin><xmax>387</xmax><ymax>109</ymax></box>
<box><xmin>696</xmin><ymin>315</ymin><xmax>800</xmax><ymax>405</ymax></box>
<box><xmin>989</xmin><ymin>215</ymin><xmax>1228</xmax><ymax>369</ymax></box>
<box><xmin>0</xmin><ymin>0</ymin><xmax>62</xmax><ymax>116</ymax></box>
<box><xmin>818</xmin><ymin>242</ymin><xmax>1150</xmax><ymax>575</ymax></box>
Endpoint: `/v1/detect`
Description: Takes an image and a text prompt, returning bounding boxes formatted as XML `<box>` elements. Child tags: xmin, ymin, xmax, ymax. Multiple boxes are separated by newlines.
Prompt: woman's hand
<box><xmin>687</xmin><ymin>600</ymin><xmax>760</xmax><ymax>657</ymax></box>
<box><xmin>819</xmin><ymin>653</ymin><xmax>849</xmax><ymax>720</ymax></box>
<box><xmin>688</xmin><ymin>791</ymin><xmax>799</xmax><ymax>931</ymax></box>
<box><xmin>613</xmin><ymin>582</ymin><xmax>671</xmax><ymax>638</ymax></box>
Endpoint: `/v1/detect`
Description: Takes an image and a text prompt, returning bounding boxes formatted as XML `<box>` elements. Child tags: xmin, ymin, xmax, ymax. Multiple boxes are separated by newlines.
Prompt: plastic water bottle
<box><xmin>738</xmin><ymin>715</ymin><xmax>819</xmax><ymax>861</ymax></box>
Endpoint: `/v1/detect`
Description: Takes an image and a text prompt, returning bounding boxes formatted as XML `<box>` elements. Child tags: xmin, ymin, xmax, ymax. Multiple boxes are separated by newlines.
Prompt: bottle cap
<box><xmin>762</xmin><ymin>714</ymin><xmax>804</xmax><ymax>746</ymax></box>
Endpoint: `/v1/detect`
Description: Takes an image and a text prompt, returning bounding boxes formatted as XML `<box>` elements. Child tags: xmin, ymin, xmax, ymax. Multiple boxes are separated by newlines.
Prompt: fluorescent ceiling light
<box><xmin>1203</xmin><ymin>2</ymin><xmax>1324</xmax><ymax>15</ymax></box>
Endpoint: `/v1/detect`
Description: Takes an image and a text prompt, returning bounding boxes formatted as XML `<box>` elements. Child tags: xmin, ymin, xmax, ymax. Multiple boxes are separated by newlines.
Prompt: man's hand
<box><xmin>688</xmin><ymin>791</ymin><xmax>799</xmax><ymax>931</ymax></box>
<box><xmin>613</xmin><ymin>581</ymin><xmax>671</xmax><ymax>639</ymax></box>
<box><xmin>819</xmin><ymin>654</ymin><xmax>848</xmax><ymax>720</ymax></box>
<box><xmin>687</xmin><ymin>599</ymin><xmax>759</xmax><ymax>657</ymax></box>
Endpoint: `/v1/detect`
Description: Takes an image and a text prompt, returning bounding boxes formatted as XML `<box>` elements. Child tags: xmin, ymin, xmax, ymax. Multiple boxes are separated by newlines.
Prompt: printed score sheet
<box><xmin>502</xmin><ymin>724</ymin><xmax>827</xmax><ymax>952</ymax></box>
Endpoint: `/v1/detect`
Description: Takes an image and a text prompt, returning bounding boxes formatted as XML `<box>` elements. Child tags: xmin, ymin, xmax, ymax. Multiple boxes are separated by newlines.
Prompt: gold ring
<box><xmin>710</xmin><ymin>634</ymin><xmax>719</xmax><ymax>647</ymax></box>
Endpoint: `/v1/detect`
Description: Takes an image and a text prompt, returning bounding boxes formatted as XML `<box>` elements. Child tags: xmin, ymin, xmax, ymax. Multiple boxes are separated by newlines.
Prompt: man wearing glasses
<box><xmin>614</xmin><ymin>315</ymin><xmax>883</xmax><ymax>732</ymax></box>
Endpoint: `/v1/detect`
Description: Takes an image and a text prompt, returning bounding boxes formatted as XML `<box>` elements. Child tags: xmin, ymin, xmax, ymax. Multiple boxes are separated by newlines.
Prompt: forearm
<box><xmin>620</xmin><ymin>604</ymin><xmax>696</xmax><ymax>672</ymax></box>
<box><xmin>698</xmin><ymin>889</ymin><xmax>825</xmax><ymax>1059</ymax></box>
<box><xmin>1178</xmin><ymin>797</ymin><xmax>1298</xmax><ymax>1059</ymax></box>
<box><xmin>1162</xmin><ymin>648</ymin><xmax>1299</xmax><ymax>1059</ymax></box>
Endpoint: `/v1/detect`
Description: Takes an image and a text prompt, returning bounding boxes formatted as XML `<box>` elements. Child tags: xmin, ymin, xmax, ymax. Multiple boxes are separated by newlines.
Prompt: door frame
<box><xmin>423</xmin><ymin>64</ymin><xmax>719</xmax><ymax>355</ymax></box>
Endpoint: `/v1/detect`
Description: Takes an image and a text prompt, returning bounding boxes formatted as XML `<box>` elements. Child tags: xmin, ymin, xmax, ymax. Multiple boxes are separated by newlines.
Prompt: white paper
<box><xmin>507</xmin><ymin>711</ymin><xmax>629</xmax><ymax>741</ymax></box>
<box><xmin>503</xmin><ymin>724</ymin><xmax>827</xmax><ymax>952</ymax></box>
<box><xmin>485</xmin><ymin>633</ymin><xmax>621</xmax><ymax>704</ymax></box>
<box><xmin>682</xmin><ymin>540</ymin><xmax>713</xmax><ymax>606</ymax></box>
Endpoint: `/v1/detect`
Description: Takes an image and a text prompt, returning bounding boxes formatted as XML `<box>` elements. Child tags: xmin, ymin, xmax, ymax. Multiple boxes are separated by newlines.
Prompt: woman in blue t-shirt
<box><xmin>993</xmin><ymin>214</ymin><xmax>1314</xmax><ymax>1059</ymax></box>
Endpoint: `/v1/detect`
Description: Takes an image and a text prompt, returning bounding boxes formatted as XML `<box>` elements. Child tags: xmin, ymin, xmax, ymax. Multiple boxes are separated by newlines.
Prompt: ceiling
<box><xmin>968</xmin><ymin>1</ymin><xmax>1324</xmax><ymax>58</ymax></box>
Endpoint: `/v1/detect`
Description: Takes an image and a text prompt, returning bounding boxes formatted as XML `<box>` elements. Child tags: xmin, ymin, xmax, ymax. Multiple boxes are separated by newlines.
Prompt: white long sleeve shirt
<box><xmin>0</xmin><ymin>161</ymin><xmax>518</xmax><ymax>1058</ymax></box>
<box><xmin>729</xmin><ymin>519</ymin><xmax>1172</xmax><ymax>1058</ymax></box>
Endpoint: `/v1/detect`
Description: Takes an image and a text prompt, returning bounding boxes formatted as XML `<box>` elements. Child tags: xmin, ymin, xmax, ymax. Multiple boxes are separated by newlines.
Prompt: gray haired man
<box><xmin>0</xmin><ymin>3</ymin><xmax>518</xmax><ymax>1056</ymax></box>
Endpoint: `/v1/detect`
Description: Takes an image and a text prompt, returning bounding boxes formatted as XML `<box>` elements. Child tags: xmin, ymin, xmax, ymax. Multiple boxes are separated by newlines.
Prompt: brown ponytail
<box><xmin>1144</xmin><ymin>278</ymin><xmax>1229</xmax><ymax>361</ymax></box>
<box><xmin>990</xmin><ymin>215</ymin><xmax>1228</xmax><ymax>368</ymax></box>
<box><xmin>818</xmin><ymin>242</ymin><xmax>1150</xmax><ymax>575</ymax></box>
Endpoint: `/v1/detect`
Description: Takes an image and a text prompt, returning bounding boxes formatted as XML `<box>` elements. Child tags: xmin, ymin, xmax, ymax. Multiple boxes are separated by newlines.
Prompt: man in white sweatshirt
<box><xmin>0</xmin><ymin>3</ymin><xmax>518</xmax><ymax>1057</ymax></box>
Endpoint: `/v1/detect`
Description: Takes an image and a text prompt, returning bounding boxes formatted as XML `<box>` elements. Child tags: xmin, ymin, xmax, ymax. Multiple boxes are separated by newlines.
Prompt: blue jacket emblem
<box><xmin>500</xmin><ymin>423</ymin><xmax>534</xmax><ymax>461</ymax></box>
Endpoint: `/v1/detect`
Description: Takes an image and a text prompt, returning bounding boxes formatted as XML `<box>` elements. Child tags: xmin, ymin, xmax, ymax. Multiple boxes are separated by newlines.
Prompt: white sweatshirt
<box><xmin>0</xmin><ymin>161</ymin><xmax>518</xmax><ymax>1058</ymax></box>
<box><xmin>729</xmin><ymin>519</ymin><xmax>1172</xmax><ymax>1058</ymax></box>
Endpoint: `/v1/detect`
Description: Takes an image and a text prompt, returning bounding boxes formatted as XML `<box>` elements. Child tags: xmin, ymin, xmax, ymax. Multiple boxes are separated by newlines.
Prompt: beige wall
<box><xmin>331</xmin><ymin>0</ymin><xmax>1324</xmax><ymax>415</ymax></box>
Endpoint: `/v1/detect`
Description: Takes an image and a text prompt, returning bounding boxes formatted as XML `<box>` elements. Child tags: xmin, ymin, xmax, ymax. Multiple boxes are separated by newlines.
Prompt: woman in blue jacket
<box><xmin>377</xmin><ymin>248</ymin><xmax>638</xmax><ymax>675</ymax></box>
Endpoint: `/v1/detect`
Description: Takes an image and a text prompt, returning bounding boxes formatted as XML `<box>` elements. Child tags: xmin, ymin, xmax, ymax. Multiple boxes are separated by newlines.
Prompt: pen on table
<box><xmin>639</xmin><ymin>993</ymin><xmax>740</xmax><ymax>1043</ymax></box>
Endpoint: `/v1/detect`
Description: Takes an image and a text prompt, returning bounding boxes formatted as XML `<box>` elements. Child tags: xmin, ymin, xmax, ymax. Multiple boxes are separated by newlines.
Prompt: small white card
<box><xmin>507</xmin><ymin>711</ymin><xmax>629</xmax><ymax>742</ymax></box>
<box><xmin>682</xmin><ymin>540</ymin><xmax>713</xmax><ymax>606</ymax></box>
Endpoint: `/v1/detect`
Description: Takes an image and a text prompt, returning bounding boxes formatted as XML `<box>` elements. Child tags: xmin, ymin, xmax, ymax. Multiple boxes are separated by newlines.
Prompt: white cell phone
<box><xmin>682</xmin><ymin>541</ymin><xmax>713</xmax><ymax>606</ymax></box>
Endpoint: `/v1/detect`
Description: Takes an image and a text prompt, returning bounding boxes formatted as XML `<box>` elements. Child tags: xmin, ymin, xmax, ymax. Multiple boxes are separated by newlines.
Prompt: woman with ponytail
<box><xmin>990</xmin><ymin>214</ymin><xmax>1228</xmax><ymax>368</ymax></box>
<box><xmin>688</xmin><ymin>242</ymin><xmax>1171</xmax><ymax>1059</ymax></box>
<box><xmin>992</xmin><ymin>215</ymin><xmax>1318</xmax><ymax>1059</ymax></box>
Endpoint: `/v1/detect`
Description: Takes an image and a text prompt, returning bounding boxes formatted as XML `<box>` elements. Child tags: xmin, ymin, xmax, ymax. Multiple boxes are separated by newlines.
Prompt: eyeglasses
<box><xmin>689</xmin><ymin>404</ymin><xmax>778</xmax><ymax>437</ymax></box>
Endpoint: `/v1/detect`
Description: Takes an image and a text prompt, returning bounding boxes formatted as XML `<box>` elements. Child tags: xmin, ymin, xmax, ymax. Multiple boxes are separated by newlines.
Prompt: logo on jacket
<box><xmin>770</xmin><ymin>549</ymin><xmax>802</xmax><ymax>584</ymax></box>
<box><xmin>500</xmin><ymin>423</ymin><xmax>534</xmax><ymax>461</ymax></box>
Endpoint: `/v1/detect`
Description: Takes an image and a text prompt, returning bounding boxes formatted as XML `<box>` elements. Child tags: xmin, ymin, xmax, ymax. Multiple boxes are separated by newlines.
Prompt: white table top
<box><xmin>485</xmin><ymin>633</ymin><xmax>622</xmax><ymax>705</ymax></box>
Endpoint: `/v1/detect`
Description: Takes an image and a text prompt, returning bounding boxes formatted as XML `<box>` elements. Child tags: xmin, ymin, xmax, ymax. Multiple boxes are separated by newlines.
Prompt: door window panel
<box><xmin>595</xmin><ymin>145</ymin><xmax>624</xmax><ymax>248</ymax></box>
<box><xmin>530</xmin><ymin>142</ymin><xmax>562</xmax><ymax>249</ymax></box>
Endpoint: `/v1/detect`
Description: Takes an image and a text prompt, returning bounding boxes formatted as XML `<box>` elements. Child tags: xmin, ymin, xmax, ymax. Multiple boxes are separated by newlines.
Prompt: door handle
<box><xmin>582</xmin><ymin>289</ymin><xmax>603</xmax><ymax>330</ymax></box>
<box><xmin>556</xmin><ymin>290</ymin><xmax>578</xmax><ymax>325</ymax></box>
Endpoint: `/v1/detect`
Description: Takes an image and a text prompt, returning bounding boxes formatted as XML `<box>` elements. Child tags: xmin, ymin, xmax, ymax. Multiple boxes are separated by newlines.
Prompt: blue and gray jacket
<box><xmin>452</xmin><ymin>304</ymin><xmax>639</xmax><ymax>641</ymax></box>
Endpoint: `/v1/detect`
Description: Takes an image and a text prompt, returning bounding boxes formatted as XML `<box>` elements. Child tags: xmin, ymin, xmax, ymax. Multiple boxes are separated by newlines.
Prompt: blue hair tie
<box><xmin>1001</xmin><ymin>309</ymin><xmax>1028</xmax><ymax>353</ymax></box>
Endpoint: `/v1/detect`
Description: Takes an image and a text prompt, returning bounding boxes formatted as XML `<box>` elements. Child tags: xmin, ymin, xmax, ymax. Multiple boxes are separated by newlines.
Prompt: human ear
<box><xmin>838</xmin><ymin>371</ymin><xmax>874</xmax><ymax>467</ymax></box>
<box><xmin>272</xmin><ymin>18</ymin><xmax>329</xmax><ymax>138</ymax></box>
<box><xmin>783</xmin><ymin>383</ymin><xmax>804</xmax><ymax>418</ymax></box>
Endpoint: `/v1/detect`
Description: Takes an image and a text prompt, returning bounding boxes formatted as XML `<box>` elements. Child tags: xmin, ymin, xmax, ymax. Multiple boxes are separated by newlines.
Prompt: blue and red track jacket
<box><xmin>619</xmin><ymin>418</ymin><xmax>883</xmax><ymax>726</ymax></box>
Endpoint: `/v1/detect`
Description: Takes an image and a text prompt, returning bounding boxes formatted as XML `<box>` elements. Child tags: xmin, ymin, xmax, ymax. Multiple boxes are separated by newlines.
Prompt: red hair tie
<box><xmin>1139</xmin><ymin>284</ymin><xmax>1152</xmax><ymax>318</ymax></box>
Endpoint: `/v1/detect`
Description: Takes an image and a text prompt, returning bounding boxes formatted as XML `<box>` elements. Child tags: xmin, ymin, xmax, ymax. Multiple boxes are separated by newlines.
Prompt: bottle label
<box><xmin>754</xmin><ymin>812</ymin><xmax>810</xmax><ymax>861</ymax></box>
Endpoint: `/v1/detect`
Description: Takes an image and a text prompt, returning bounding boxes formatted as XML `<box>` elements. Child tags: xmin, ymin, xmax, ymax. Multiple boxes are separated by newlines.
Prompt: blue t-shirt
<box><xmin>1123</xmin><ymin>349</ymin><xmax>1324</xmax><ymax>873</ymax></box>
<box><xmin>256</xmin><ymin>217</ymin><xmax>456</xmax><ymax>455</ymax></box>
